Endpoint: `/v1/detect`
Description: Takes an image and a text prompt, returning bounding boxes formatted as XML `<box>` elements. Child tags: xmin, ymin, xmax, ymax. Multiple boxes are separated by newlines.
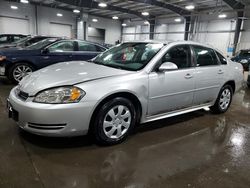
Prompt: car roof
<box><xmin>123</xmin><ymin>40</ymin><xmax>218</xmax><ymax>50</ymax></box>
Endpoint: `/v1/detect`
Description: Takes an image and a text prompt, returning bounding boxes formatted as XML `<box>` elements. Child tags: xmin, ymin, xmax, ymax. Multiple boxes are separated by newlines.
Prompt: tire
<box><xmin>8</xmin><ymin>63</ymin><xmax>34</xmax><ymax>84</ymax></box>
<box><xmin>210</xmin><ymin>85</ymin><xmax>233</xmax><ymax>114</ymax></box>
<box><xmin>93</xmin><ymin>97</ymin><xmax>136</xmax><ymax>145</ymax></box>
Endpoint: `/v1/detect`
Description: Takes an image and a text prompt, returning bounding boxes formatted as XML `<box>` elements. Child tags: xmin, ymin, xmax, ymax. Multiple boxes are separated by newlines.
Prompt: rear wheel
<box><xmin>93</xmin><ymin>97</ymin><xmax>136</xmax><ymax>145</ymax></box>
<box><xmin>210</xmin><ymin>85</ymin><xmax>233</xmax><ymax>114</ymax></box>
<box><xmin>8</xmin><ymin>63</ymin><xmax>34</xmax><ymax>84</ymax></box>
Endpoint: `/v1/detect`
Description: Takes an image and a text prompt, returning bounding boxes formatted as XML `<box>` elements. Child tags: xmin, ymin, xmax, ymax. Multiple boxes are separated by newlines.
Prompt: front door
<box><xmin>39</xmin><ymin>40</ymin><xmax>75</xmax><ymax>68</ymax></box>
<box><xmin>148</xmin><ymin>45</ymin><xmax>195</xmax><ymax>116</ymax></box>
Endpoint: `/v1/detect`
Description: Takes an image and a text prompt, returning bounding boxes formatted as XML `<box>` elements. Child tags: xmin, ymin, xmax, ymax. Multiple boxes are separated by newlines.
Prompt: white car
<box><xmin>7</xmin><ymin>41</ymin><xmax>244</xmax><ymax>145</ymax></box>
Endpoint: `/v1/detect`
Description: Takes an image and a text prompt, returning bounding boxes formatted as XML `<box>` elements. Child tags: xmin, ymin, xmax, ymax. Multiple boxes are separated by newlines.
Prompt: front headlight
<box><xmin>33</xmin><ymin>86</ymin><xmax>85</xmax><ymax>104</ymax></box>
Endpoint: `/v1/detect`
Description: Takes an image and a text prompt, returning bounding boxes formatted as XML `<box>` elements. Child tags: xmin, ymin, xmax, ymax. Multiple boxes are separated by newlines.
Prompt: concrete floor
<box><xmin>0</xmin><ymin>77</ymin><xmax>250</xmax><ymax>188</ymax></box>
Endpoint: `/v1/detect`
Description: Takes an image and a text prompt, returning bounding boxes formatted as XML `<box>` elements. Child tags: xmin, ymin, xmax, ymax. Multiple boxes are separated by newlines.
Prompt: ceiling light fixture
<box><xmin>10</xmin><ymin>5</ymin><xmax>18</xmax><ymax>10</ymax></box>
<box><xmin>92</xmin><ymin>18</ymin><xmax>98</xmax><ymax>22</ymax></box>
<box><xmin>122</xmin><ymin>23</ymin><xmax>127</xmax><ymax>26</ymax></box>
<box><xmin>185</xmin><ymin>5</ymin><xmax>195</xmax><ymax>10</ymax></box>
<box><xmin>73</xmin><ymin>9</ymin><xmax>80</xmax><ymax>13</ymax></box>
<box><xmin>144</xmin><ymin>21</ymin><xmax>150</xmax><ymax>25</ymax></box>
<box><xmin>218</xmin><ymin>14</ymin><xmax>227</xmax><ymax>18</ymax></box>
<box><xmin>174</xmin><ymin>18</ymin><xmax>181</xmax><ymax>22</ymax></box>
<box><xmin>98</xmin><ymin>3</ymin><xmax>107</xmax><ymax>7</ymax></box>
<box><xmin>141</xmin><ymin>12</ymin><xmax>149</xmax><ymax>16</ymax></box>
<box><xmin>20</xmin><ymin>0</ymin><xmax>29</xmax><ymax>3</ymax></box>
<box><xmin>112</xmin><ymin>16</ymin><xmax>119</xmax><ymax>20</ymax></box>
<box><xmin>57</xmin><ymin>13</ymin><xmax>63</xmax><ymax>17</ymax></box>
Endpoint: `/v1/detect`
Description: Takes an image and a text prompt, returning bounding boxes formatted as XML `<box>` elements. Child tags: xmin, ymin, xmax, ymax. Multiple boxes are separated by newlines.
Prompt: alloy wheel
<box><xmin>13</xmin><ymin>65</ymin><xmax>32</xmax><ymax>82</ymax></box>
<box><xmin>219</xmin><ymin>88</ymin><xmax>231</xmax><ymax>110</ymax></box>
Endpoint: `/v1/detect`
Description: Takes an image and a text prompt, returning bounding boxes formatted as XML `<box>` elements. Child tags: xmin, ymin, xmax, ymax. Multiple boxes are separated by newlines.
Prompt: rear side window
<box><xmin>216</xmin><ymin>51</ymin><xmax>227</xmax><ymax>65</ymax></box>
<box><xmin>192</xmin><ymin>45</ymin><xmax>219</xmax><ymax>67</ymax></box>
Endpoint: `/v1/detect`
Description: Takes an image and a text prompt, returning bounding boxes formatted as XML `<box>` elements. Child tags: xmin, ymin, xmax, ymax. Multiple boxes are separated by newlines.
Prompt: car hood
<box><xmin>19</xmin><ymin>61</ymin><xmax>132</xmax><ymax>95</ymax></box>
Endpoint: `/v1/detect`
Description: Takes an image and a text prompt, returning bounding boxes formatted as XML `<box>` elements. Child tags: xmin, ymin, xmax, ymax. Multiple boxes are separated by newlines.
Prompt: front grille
<box><xmin>28</xmin><ymin>123</ymin><xmax>67</xmax><ymax>130</ymax></box>
<box><xmin>18</xmin><ymin>91</ymin><xmax>29</xmax><ymax>101</ymax></box>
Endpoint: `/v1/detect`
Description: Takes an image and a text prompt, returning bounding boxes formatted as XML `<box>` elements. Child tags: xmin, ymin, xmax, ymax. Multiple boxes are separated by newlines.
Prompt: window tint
<box><xmin>49</xmin><ymin>41</ymin><xmax>74</xmax><ymax>52</ymax></box>
<box><xmin>192</xmin><ymin>46</ymin><xmax>219</xmax><ymax>67</ymax></box>
<box><xmin>161</xmin><ymin>45</ymin><xmax>191</xmax><ymax>69</ymax></box>
<box><xmin>216</xmin><ymin>51</ymin><xmax>227</xmax><ymax>65</ymax></box>
<box><xmin>241</xmin><ymin>50</ymin><xmax>250</xmax><ymax>56</ymax></box>
<box><xmin>13</xmin><ymin>36</ymin><xmax>21</xmax><ymax>42</ymax></box>
<box><xmin>78</xmin><ymin>41</ymin><xmax>98</xmax><ymax>52</ymax></box>
<box><xmin>0</xmin><ymin>36</ymin><xmax>8</xmax><ymax>43</ymax></box>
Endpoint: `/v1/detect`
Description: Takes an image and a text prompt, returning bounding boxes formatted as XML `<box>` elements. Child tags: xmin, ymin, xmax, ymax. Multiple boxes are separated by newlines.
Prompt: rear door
<box><xmin>192</xmin><ymin>45</ymin><xmax>224</xmax><ymax>105</ymax></box>
<box><xmin>70</xmin><ymin>41</ymin><xmax>105</xmax><ymax>61</ymax></box>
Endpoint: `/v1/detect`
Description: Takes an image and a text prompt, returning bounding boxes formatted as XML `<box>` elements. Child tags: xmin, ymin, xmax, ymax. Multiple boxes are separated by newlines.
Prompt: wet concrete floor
<box><xmin>0</xmin><ymin>77</ymin><xmax>250</xmax><ymax>188</ymax></box>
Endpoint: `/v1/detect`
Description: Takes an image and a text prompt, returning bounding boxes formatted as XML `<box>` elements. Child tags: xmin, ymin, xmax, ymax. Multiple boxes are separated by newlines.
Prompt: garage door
<box><xmin>49</xmin><ymin>23</ymin><xmax>72</xmax><ymax>38</ymax></box>
<box><xmin>0</xmin><ymin>17</ymin><xmax>29</xmax><ymax>34</ymax></box>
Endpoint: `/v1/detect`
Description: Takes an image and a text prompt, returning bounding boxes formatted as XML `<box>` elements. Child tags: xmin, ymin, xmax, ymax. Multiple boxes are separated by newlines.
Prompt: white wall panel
<box><xmin>0</xmin><ymin>17</ymin><xmax>29</xmax><ymax>34</ymax></box>
<box><xmin>49</xmin><ymin>23</ymin><xmax>72</xmax><ymax>38</ymax></box>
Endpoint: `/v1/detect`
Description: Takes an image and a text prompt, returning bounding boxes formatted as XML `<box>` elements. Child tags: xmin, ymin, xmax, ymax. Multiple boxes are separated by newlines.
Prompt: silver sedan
<box><xmin>8</xmin><ymin>41</ymin><xmax>244</xmax><ymax>145</ymax></box>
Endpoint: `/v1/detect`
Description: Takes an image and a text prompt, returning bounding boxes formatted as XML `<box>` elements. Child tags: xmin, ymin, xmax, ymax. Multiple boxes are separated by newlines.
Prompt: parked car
<box><xmin>0</xmin><ymin>35</ymin><xmax>55</xmax><ymax>49</ymax></box>
<box><xmin>0</xmin><ymin>34</ymin><xmax>28</xmax><ymax>45</ymax></box>
<box><xmin>7</xmin><ymin>41</ymin><xmax>244</xmax><ymax>145</ymax></box>
<box><xmin>231</xmin><ymin>49</ymin><xmax>250</xmax><ymax>71</ymax></box>
<box><xmin>0</xmin><ymin>38</ymin><xmax>107</xmax><ymax>83</ymax></box>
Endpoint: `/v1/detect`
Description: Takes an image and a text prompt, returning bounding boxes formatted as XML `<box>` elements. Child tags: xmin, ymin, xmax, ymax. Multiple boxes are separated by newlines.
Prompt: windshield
<box><xmin>12</xmin><ymin>36</ymin><xmax>31</xmax><ymax>45</ymax></box>
<box><xmin>26</xmin><ymin>38</ymin><xmax>59</xmax><ymax>50</ymax></box>
<box><xmin>92</xmin><ymin>42</ymin><xmax>164</xmax><ymax>71</ymax></box>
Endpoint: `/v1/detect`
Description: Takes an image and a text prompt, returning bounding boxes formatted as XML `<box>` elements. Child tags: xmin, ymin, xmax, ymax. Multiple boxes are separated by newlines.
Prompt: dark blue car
<box><xmin>0</xmin><ymin>38</ymin><xmax>107</xmax><ymax>83</ymax></box>
<box><xmin>231</xmin><ymin>49</ymin><xmax>250</xmax><ymax>71</ymax></box>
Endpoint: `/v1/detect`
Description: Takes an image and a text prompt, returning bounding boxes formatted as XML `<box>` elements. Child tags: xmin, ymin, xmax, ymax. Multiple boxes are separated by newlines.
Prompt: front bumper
<box><xmin>8</xmin><ymin>87</ymin><xmax>96</xmax><ymax>137</ymax></box>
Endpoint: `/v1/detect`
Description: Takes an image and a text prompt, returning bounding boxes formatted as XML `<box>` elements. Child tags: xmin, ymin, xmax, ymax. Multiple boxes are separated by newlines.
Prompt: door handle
<box><xmin>218</xmin><ymin>69</ymin><xmax>224</xmax><ymax>74</ymax></box>
<box><xmin>43</xmin><ymin>56</ymin><xmax>49</xmax><ymax>59</ymax></box>
<box><xmin>185</xmin><ymin>73</ymin><xmax>193</xmax><ymax>79</ymax></box>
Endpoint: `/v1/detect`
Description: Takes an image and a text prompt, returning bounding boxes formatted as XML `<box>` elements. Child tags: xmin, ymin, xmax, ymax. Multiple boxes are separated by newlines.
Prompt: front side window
<box><xmin>49</xmin><ymin>41</ymin><xmax>74</xmax><ymax>52</ymax></box>
<box><xmin>93</xmin><ymin>42</ymin><xmax>164</xmax><ymax>71</ymax></box>
<box><xmin>78</xmin><ymin>41</ymin><xmax>97</xmax><ymax>52</ymax></box>
<box><xmin>13</xmin><ymin>36</ymin><xmax>21</xmax><ymax>42</ymax></box>
<box><xmin>160</xmin><ymin>45</ymin><xmax>191</xmax><ymax>69</ymax></box>
<box><xmin>192</xmin><ymin>46</ymin><xmax>219</xmax><ymax>67</ymax></box>
<box><xmin>216</xmin><ymin>51</ymin><xmax>227</xmax><ymax>65</ymax></box>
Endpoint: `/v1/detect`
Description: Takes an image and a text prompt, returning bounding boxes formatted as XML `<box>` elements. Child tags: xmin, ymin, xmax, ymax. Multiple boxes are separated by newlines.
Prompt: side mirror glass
<box><xmin>41</xmin><ymin>48</ymin><xmax>49</xmax><ymax>54</ymax></box>
<box><xmin>158</xmin><ymin>62</ymin><xmax>178</xmax><ymax>72</ymax></box>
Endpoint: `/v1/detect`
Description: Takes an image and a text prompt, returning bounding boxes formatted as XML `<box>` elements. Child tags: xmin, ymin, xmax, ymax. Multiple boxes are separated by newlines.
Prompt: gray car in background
<box><xmin>8</xmin><ymin>41</ymin><xmax>244</xmax><ymax>145</ymax></box>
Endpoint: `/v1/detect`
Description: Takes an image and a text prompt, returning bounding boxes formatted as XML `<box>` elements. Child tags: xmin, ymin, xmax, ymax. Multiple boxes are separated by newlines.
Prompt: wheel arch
<box><xmin>6</xmin><ymin>60</ymin><xmax>37</xmax><ymax>76</ymax></box>
<box><xmin>89</xmin><ymin>91</ymin><xmax>142</xmax><ymax>133</ymax></box>
<box><xmin>223</xmin><ymin>80</ymin><xmax>235</xmax><ymax>93</ymax></box>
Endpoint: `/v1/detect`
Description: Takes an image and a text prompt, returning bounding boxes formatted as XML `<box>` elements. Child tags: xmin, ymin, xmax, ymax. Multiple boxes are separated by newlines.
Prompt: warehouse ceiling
<box><xmin>6</xmin><ymin>0</ymin><xmax>250</xmax><ymax>19</ymax></box>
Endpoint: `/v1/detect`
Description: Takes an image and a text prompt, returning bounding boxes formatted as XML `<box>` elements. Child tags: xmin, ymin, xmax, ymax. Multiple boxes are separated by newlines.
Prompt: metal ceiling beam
<box><xmin>129</xmin><ymin>0</ymin><xmax>191</xmax><ymax>16</ymax></box>
<box><xmin>54</xmin><ymin>0</ymin><xmax>146</xmax><ymax>19</ymax></box>
<box><xmin>223</xmin><ymin>0</ymin><xmax>245</xmax><ymax>54</ymax></box>
<box><xmin>222</xmin><ymin>0</ymin><xmax>245</xmax><ymax>9</ymax></box>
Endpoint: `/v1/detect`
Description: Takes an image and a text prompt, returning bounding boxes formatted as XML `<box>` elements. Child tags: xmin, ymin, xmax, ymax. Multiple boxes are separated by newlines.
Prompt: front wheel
<box><xmin>8</xmin><ymin>63</ymin><xmax>34</xmax><ymax>84</ymax></box>
<box><xmin>93</xmin><ymin>97</ymin><xmax>136</xmax><ymax>145</ymax></box>
<box><xmin>210</xmin><ymin>85</ymin><xmax>233</xmax><ymax>114</ymax></box>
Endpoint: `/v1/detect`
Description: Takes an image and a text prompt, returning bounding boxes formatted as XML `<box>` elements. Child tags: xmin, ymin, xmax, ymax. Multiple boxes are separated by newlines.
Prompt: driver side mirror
<box><xmin>158</xmin><ymin>62</ymin><xmax>178</xmax><ymax>72</ymax></box>
<box><xmin>41</xmin><ymin>48</ymin><xmax>49</xmax><ymax>54</ymax></box>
